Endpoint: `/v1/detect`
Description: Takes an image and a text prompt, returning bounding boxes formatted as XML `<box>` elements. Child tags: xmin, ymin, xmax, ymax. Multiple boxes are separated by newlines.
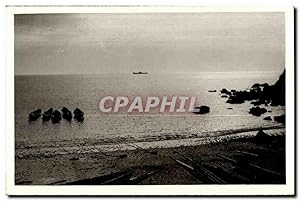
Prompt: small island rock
<box><xmin>249</xmin><ymin>107</ymin><xmax>267</xmax><ymax>116</ymax></box>
<box><xmin>193</xmin><ymin>105</ymin><xmax>210</xmax><ymax>114</ymax></box>
<box><xmin>263</xmin><ymin>116</ymin><xmax>272</xmax><ymax>121</ymax></box>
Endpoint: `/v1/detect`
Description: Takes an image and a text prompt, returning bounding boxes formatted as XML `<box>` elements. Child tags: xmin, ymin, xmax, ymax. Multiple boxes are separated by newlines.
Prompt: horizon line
<box><xmin>15</xmin><ymin>70</ymin><xmax>284</xmax><ymax>76</ymax></box>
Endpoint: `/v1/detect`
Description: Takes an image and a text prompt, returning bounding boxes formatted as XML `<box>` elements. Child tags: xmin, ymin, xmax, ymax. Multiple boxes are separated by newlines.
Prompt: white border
<box><xmin>5</xmin><ymin>5</ymin><xmax>295</xmax><ymax>196</ymax></box>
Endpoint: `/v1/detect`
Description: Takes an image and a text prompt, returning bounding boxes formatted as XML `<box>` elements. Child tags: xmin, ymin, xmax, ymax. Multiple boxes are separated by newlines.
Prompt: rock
<box><xmin>208</xmin><ymin>90</ymin><xmax>217</xmax><ymax>92</ymax></box>
<box><xmin>221</xmin><ymin>88</ymin><xmax>231</xmax><ymax>95</ymax></box>
<box><xmin>270</xmin><ymin>102</ymin><xmax>279</xmax><ymax>106</ymax></box>
<box><xmin>250</xmin><ymin>100</ymin><xmax>260</xmax><ymax>106</ymax></box>
<box><xmin>227</xmin><ymin>107</ymin><xmax>233</xmax><ymax>110</ymax></box>
<box><xmin>219</xmin><ymin>70</ymin><xmax>285</xmax><ymax>106</ymax></box>
<box><xmin>251</xmin><ymin>83</ymin><xmax>260</xmax><ymax>89</ymax></box>
<box><xmin>263</xmin><ymin>116</ymin><xmax>272</xmax><ymax>121</ymax></box>
<box><xmin>261</xmin><ymin>83</ymin><xmax>270</xmax><ymax>88</ymax></box>
<box><xmin>28</xmin><ymin>109</ymin><xmax>42</xmax><ymax>121</ymax></box>
<box><xmin>249</xmin><ymin>107</ymin><xmax>267</xmax><ymax>116</ymax></box>
<box><xmin>274</xmin><ymin>115</ymin><xmax>285</xmax><ymax>125</ymax></box>
<box><xmin>226</xmin><ymin>90</ymin><xmax>256</xmax><ymax>104</ymax></box>
<box><xmin>251</xmin><ymin>100</ymin><xmax>263</xmax><ymax>106</ymax></box>
<box><xmin>221</xmin><ymin>95</ymin><xmax>228</xmax><ymax>98</ymax></box>
<box><xmin>51</xmin><ymin>110</ymin><xmax>62</xmax><ymax>123</ymax></box>
<box><xmin>193</xmin><ymin>105</ymin><xmax>210</xmax><ymax>114</ymax></box>
<box><xmin>270</xmin><ymin>71</ymin><xmax>285</xmax><ymax>106</ymax></box>
<box><xmin>226</xmin><ymin>95</ymin><xmax>245</xmax><ymax>104</ymax></box>
<box><xmin>261</xmin><ymin>71</ymin><xmax>285</xmax><ymax>106</ymax></box>
<box><xmin>251</xmin><ymin>99</ymin><xmax>270</xmax><ymax>106</ymax></box>
<box><xmin>254</xmin><ymin>129</ymin><xmax>271</xmax><ymax>144</ymax></box>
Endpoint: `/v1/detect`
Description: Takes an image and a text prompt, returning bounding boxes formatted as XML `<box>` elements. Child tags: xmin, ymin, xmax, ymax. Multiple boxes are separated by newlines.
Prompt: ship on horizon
<box><xmin>133</xmin><ymin>71</ymin><xmax>148</xmax><ymax>75</ymax></box>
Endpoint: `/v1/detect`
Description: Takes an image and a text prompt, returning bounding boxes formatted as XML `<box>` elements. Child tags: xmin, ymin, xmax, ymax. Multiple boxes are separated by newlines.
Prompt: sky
<box><xmin>15</xmin><ymin>13</ymin><xmax>285</xmax><ymax>75</ymax></box>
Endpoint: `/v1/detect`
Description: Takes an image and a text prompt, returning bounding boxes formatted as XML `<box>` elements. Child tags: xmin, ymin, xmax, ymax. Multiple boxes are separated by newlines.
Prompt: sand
<box><xmin>15</xmin><ymin>128</ymin><xmax>285</xmax><ymax>185</ymax></box>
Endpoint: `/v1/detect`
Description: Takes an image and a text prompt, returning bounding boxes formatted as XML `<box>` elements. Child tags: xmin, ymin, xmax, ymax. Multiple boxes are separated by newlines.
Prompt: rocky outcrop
<box><xmin>226</xmin><ymin>94</ymin><xmax>245</xmax><ymax>104</ymax></box>
<box><xmin>274</xmin><ymin>115</ymin><xmax>285</xmax><ymax>125</ymax></box>
<box><xmin>221</xmin><ymin>88</ymin><xmax>231</xmax><ymax>95</ymax></box>
<box><xmin>264</xmin><ymin>71</ymin><xmax>285</xmax><ymax>106</ymax></box>
<box><xmin>221</xmin><ymin>71</ymin><xmax>285</xmax><ymax>106</ymax></box>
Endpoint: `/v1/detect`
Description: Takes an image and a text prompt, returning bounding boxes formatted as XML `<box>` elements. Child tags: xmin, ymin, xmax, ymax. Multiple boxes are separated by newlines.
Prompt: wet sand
<box><xmin>15</xmin><ymin>128</ymin><xmax>285</xmax><ymax>185</ymax></box>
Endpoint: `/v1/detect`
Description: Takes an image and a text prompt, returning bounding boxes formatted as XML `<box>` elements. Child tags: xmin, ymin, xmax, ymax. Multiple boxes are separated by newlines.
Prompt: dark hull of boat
<box><xmin>28</xmin><ymin>109</ymin><xmax>42</xmax><ymax>121</ymax></box>
<box><xmin>74</xmin><ymin>115</ymin><xmax>84</xmax><ymax>122</ymax></box>
<box><xmin>42</xmin><ymin>115</ymin><xmax>51</xmax><ymax>122</ymax></box>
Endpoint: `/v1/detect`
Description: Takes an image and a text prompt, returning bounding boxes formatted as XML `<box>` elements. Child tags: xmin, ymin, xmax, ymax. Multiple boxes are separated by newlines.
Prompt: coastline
<box><xmin>15</xmin><ymin>125</ymin><xmax>284</xmax><ymax>158</ymax></box>
<box><xmin>15</xmin><ymin>127</ymin><xmax>285</xmax><ymax>185</ymax></box>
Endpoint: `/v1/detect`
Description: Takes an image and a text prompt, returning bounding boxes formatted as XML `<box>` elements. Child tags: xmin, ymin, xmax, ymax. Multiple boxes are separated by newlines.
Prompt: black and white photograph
<box><xmin>5</xmin><ymin>6</ymin><xmax>295</xmax><ymax>196</ymax></box>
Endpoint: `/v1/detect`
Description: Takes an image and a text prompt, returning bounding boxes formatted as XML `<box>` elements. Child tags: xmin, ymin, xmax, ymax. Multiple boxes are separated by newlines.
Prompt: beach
<box><xmin>15</xmin><ymin>127</ymin><xmax>285</xmax><ymax>185</ymax></box>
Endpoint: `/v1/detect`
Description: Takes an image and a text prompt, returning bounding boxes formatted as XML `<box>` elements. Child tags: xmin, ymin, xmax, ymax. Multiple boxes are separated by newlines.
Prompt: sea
<box><xmin>15</xmin><ymin>71</ymin><xmax>285</xmax><ymax>157</ymax></box>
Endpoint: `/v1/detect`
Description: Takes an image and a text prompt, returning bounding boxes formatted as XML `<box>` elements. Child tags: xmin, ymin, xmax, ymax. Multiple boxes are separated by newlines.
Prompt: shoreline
<box><xmin>15</xmin><ymin>126</ymin><xmax>284</xmax><ymax>159</ymax></box>
<box><xmin>15</xmin><ymin>128</ymin><xmax>285</xmax><ymax>185</ymax></box>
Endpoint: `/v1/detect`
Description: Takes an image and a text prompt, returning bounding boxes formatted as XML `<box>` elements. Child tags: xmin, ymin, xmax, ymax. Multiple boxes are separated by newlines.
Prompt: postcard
<box><xmin>5</xmin><ymin>5</ymin><xmax>295</xmax><ymax>196</ymax></box>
